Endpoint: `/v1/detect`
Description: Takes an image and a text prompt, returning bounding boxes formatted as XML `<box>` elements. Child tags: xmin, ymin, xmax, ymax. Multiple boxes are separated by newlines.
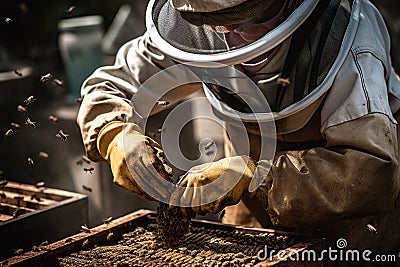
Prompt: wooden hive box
<box><xmin>0</xmin><ymin>181</ymin><xmax>88</xmax><ymax>261</ymax></box>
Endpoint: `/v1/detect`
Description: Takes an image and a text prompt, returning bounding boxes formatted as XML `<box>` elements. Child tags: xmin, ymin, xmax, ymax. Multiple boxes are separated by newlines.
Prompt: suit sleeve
<box><xmin>76</xmin><ymin>32</ymin><xmax>201</xmax><ymax>161</ymax></box>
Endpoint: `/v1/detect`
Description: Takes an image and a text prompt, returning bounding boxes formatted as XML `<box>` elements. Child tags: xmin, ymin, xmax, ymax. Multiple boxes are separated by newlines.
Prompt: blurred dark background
<box><xmin>0</xmin><ymin>0</ymin><xmax>398</xmax><ymax>235</ymax></box>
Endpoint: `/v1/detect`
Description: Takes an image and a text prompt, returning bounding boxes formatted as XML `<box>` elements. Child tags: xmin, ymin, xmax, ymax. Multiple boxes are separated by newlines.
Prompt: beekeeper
<box><xmin>77</xmin><ymin>0</ymin><xmax>400</xmax><ymax>261</ymax></box>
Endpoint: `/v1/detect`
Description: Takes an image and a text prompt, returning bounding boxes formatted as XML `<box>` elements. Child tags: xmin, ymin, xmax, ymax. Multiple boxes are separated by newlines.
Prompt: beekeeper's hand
<box><xmin>170</xmin><ymin>156</ymin><xmax>256</xmax><ymax>215</ymax></box>
<box><xmin>97</xmin><ymin>121</ymin><xmax>172</xmax><ymax>200</ymax></box>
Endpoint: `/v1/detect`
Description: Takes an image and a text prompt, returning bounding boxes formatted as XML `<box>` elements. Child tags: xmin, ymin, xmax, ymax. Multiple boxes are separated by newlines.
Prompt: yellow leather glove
<box><xmin>170</xmin><ymin>156</ymin><xmax>256</xmax><ymax>216</ymax></box>
<box><xmin>97</xmin><ymin>121</ymin><xmax>172</xmax><ymax>201</ymax></box>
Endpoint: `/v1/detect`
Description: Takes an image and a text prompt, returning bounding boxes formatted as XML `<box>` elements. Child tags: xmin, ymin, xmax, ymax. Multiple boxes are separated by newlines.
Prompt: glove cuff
<box><xmin>96</xmin><ymin>121</ymin><xmax>143</xmax><ymax>160</ymax></box>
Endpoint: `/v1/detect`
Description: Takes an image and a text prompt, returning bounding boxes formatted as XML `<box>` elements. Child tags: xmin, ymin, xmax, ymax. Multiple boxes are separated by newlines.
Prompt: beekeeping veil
<box><xmin>146</xmin><ymin>0</ymin><xmax>320</xmax><ymax>67</ymax></box>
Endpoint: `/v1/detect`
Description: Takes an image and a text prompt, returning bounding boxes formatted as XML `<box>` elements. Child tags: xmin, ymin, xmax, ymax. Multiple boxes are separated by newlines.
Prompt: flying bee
<box><xmin>75</xmin><ymin>97</ymin><xmax>83</xmax><ymax>103</ymax></box>
<box><xmin>102</xmin><ymin>216</ymin><xmax>113</xmax><ymax>224</ymax></box>
<box><xmin>48</xmin><ymin>115</ymin><xmax>59</xmax><ymax>123</ymax></box>
<box><xmin>107</xmin><ymin>232</ymin><xmax>114</xmax><ymax>241</ymax></box>
<box><xmin>25</xmin><ymin>118</ymin><xmax>36</xmax><ymax>128</ymax></box>
<box><xmin>40</xmin><ymin>73</ymin><xmax>52</xmax><ymax>83</ymax></box>
<box><xmin>24</xmin><ymin>95</ymin><xmax>36</xmax><ymax>106</ymax></box>
<box><xmin>14</xmin><ymin>70</ymin><xmax>23</xmax><ymax>77</ymax></box>
<box><xmin>76</xmin><ymin>159</ymin><xmax>83</xmax><ymax>165</ymax></box>
<box><xmin>27</xmin><ymin>157</ymin><xmax>34</xmax><ymax>166</ymax></box>
<box><xmin>64</xmin><ymin>238</ymin><xmax>73</xmax><ymax>243</ymax></box>
<box><xmin>54</xmin><ymin>79</ymin><xmax>63</xmax><ymax>87</ymax></box>
<box><xmin>17</xmin><ymin>105</ymin><xmax>27</xmax><ymax>113</ymax></box>
<box><xmin>35</xmin><ymin>181</ymin><xmax>45</xmax><ymax>188</ymax></box>
<box><xmin>84</xmin><ymin>167</ymin><xmax>94</xmax><ymax>174</ymax></box>
<box><xmin>12</xmin><ymin>208</ymin><xmax>20</xmax><ymax>218</ymax></box>
<box><xmin>5</xmin><ymin>17</ymin><xmax>12</xmax><ymax>24</ymax></box>
<box><xmin>56</xmin><ymin>130</ymin><xmax>69</xmax><ymax>141</ymax></box>
<box><xmin>277</xmin><ymin>77</ymin><xmax>291</xmax><ymax>87</ymax></box>
<box><xmin>66</xmin><ymin>6</ymin><xmax>75</xmax><ymax>15</ymax></box>
<box><xmin>157</xmin><ymin>128</ymin><xmax>165</xmax><ymax>133</ymax></box>
<box><xmin>157</xmin><ymin>100</ymin><xmax>170</xmax><ymax>107</ymax></box>
<box><xmin>81</xmin><ymin>224</ymin><xmax>91</xmax><ymax>233</ymax></box>
<box><xmin>82</xmin><ymin>185</ymin><xmax>92</xmax><ymax>192</ymax></box>
<box><xmin>11</xmin><ymin>122</ymin><xmax>21</xmax><ymax>129</ymax></box>
<box><xmin>366</xmin><ymin>224</ymin><xmax>378</xmax><ymax>234</ymax></box>
<box><xmin>4</xmin><ymin>129</ymin><xmax>14</xmax><ymax>138</ymax></box>
<box><xmin>204</xmin><ymin>141</ymin><xmax>214</xmax><ymax>150</ymax></box>
<box><xmin>39</xmin><ymin>152</ymin><xmax>49</xmax><ymax>159</ymax></box>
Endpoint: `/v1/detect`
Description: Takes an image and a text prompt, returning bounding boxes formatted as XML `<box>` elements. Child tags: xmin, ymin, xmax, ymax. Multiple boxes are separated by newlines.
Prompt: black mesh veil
<box><xmin>146</xmin><ymin>0</ymin><xmax>319</xmax><ymax>67</ymax></box>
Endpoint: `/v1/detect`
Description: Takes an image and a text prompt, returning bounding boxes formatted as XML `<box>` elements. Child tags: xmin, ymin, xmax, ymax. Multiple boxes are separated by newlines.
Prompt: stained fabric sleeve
<box><xmin>258</xmin><ymin>50</ymin><xmax>400</xmax><ymax>227</ymax></box>
<box><xmin>76</xmin><ymin>33</ymin><xmax>201</xmax><ymax>161</ymax></box>
<box><xmin>264</xmin><ymin>113</ymin><xmax>399</xmax><ymax>227</ymax></box>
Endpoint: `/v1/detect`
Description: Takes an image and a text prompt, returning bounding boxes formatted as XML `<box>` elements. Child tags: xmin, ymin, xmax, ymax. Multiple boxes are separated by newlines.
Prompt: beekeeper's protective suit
<box><xmin>77</xmin><ymin>0</ymin><xmax>400</xmax><ymax>264</ymax></box>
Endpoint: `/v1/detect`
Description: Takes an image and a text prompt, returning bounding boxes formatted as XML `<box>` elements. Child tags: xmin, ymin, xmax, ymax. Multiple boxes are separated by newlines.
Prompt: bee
<box><xmin>82</xmin><ymin>185</ymin><xmax>92</xmax><ymax>192</ymax></box>
<box><xmin>4</xmin><ymin>129</ymin><xmax>14</xmax><ymax>137</ymax></box>
<box><xmin>17</xmin><ymin>105</ymin><xmax>28</xmax><ymax>113</ymax></box>
<box><xmin>11</xmin><ymin>122</ymin><xmax>21</xmax><ymax>129</ymax></box>
<box><xmin>157</xmin><ymin>128</ymin><xmax>165</xmax><ymax>133</ymax></box>
<box><xmin>5</xmin><ymin>17</ymin><xmax>12</xmax><ymax>24</ymax></box>
<box><xmin>14</xmin><ymin>70</ymin><xmax>23</xmax><ymax>77</ymax></box>
<box><xmin>54</xmin><ymin>79</ymin><xmax>63</xmax><ymax>87</ymax></box>
<box><xmin>84</xmin><ymin>167</ymin><xmax>94</xmax><ymax>174</ymax></box>
<box><xmin>40</xmin><ymin>241</ymin><xmax>49</xmax><ymax>247</ymax></box>
<box><xmin>27</xmin><ymin>157</ymin><xmax>34</xmax><ymax>166</ymax></box>
<box><xmin>204</xmin><ymin>141</ymin><xmax>214</xmax><ymax>150</ymax></box>
<box><xmin>66</xmin><ymin>6</ymin><xmax>75</xmax><ymax>15</ymax></box>
<box><xmin>14</xmin><ymin>248</ymin><xmax>24</xmax><ymax>255</ymax></box>
<box><xmin>48</xmin><ymin>115</ymin><xmax>59</xmax><ymax>123</ymax></box>
<box><xmin>75</xmin><ymin>97</ymin><xmax>83</xmax><ymax>103</ymax></box>
<box><xmin>102</xmin><ymin>216</ymin><xmax>113</xmax><ymax>224</ymax></box>
<box><xmin>82</xmin><ymin>239</ymin><xmax>89</xmax><ymax>249</ymax></box>
<box><xmin>24</xmin><ymin>95</ymin><xmax>36</xmax><ymax>106</ymax></box>
<box><xmin>39</xmin><ymin>152</ymin><xmax>49</xmax><ymax>159</ymax></box>
<box><xmin>25</xmin><ymin>118</ymin><xmax>36</xmax><ymax>128</ymax></box>
<box><xmin>65</xmin><ymin>237</ymin><xmax>73</xmax><ymax>243</ymax></box>
<box><xmin>81</xmin><ymin>224</ymin><xmax>91</xmax><ymax>233</ymax></box>
<box><xmin>40</xmin><ymin>73</ymin><xmax>52</xmax><ymax>83</ymax></box>
<box><xmin>35</xmin><ymin>181</ymin><xmax>45</xmax><ymax>188</ymax></box>
<box><xmin>56</xmin><ymin>130</ymin><xmax>69</xmax><ymax>141</ymax></box>
<box><xmin>366</xmin><ymin>224</ymin><xmax>377</xmax><ymax>234</ymax></box>
<box><xmin>82</xmin><ymin>156</ymin><xmax>91</xmax><ymax>164</ymax></box>
<box><xmin>157</xmin><ymin>100</ymin><xmax>170</xmax><ymax>107</ymax></box>
<box><xmin>277</xmin><ymin>77</ymin><xmax>291</xmax><ymax>87</ymax></box>
<box><xmin>76</xmin><ymin>159</ymin><xmax>83</xmax><ymax>165</ymax></box>
<box><xmin>0</xmin><ymin>180</ymin><xmax>8</xmax><ymax>187</ymax></box>
<box><xmin>206</xmin><ymin>150</ymin><xmax>215</xmax><ymax>156</ymax></box>
<box><xmin>107</xmin><ymin>232</ymin><xmax>114</xmax><ymax>241</ymax></box>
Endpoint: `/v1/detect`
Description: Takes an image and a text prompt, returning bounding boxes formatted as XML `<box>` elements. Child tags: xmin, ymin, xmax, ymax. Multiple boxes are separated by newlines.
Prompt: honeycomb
<box><xmin>58</xmin><ymin>223</ymin><xmax>298</xmax><ymax>267</ymax></box>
